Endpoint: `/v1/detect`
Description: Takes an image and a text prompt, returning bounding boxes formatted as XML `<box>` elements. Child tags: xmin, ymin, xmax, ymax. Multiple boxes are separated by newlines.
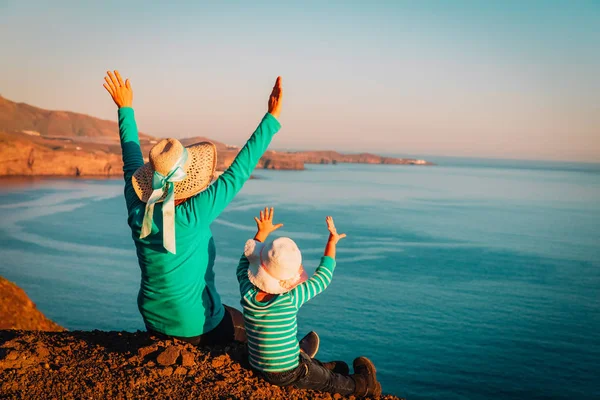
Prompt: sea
<box><xmin>0</xmin><ymin>157</ymin><xmax>599</xmax><ymax>400</ymax></box>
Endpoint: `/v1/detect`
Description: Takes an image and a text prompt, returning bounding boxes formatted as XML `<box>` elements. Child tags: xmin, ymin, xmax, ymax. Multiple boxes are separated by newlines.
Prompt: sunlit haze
<box><xmin>1</xmin><ymin>1</ymin><xmax>598</xmax><ymax>162</ymax></box>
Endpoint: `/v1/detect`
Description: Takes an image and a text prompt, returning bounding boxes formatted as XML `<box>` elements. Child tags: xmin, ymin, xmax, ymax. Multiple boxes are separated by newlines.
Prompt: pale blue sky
<box><xmin>1</xmin><ymin>0</ymin><xmax>599</xmax><ymax>161</ymax></box>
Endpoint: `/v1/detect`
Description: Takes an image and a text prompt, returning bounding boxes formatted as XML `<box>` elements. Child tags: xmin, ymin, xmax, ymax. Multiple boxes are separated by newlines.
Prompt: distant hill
<box><xmin>0</xmin><ymin>95</ymin><xmax>431</xmax><ymax>176</ymax></box>
<box><xmin>0</xmin><ymin>95</ymin><xmax>153</xmax><ymax>140</ymax></box>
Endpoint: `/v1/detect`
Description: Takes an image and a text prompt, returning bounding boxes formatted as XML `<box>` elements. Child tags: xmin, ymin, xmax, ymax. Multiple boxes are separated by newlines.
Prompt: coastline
<box><xmin>0</xmin><ymin>172</ymin><xmax>263</xmax><ymax>188</ymax></box>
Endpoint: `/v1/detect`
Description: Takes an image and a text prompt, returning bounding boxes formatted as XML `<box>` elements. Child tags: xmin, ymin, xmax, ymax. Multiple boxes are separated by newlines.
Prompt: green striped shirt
<box><xmin>236</xmin><ymin>249</ymin><xmax>336</xmax><ymax>372</ymax></box>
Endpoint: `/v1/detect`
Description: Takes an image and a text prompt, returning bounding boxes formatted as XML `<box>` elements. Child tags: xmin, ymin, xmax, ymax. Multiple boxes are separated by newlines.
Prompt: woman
<box><xmin>102</xmin><ymin>70</ymin><xmax>283</xmax><ymax>345</ymax></box>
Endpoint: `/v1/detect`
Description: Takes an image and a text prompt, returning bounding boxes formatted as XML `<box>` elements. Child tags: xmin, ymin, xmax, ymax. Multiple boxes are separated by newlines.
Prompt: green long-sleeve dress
<box><xmin>117</xmin><ymin>107</ymin><xmax>281</xmax><ymax>337</ymax></box>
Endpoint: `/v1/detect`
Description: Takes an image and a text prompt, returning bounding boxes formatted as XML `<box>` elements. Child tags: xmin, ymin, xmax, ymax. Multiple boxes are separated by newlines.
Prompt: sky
<box><xmin>1</xmin><ymin>0</ymin><xmax>599</xmax><ymax>162</ymax></box>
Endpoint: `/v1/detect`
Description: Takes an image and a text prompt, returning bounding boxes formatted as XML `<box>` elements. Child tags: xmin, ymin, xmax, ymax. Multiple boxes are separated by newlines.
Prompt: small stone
<box><xmin>6</xmin><ymin>351</ymin><xmax>19</xmax><ymax>361</ymax></box>
<box><xmin>0</xmin><ymin>340</ymin><xmax>21</xmax><ymax>350</ymax></box>
<box><xmin>181</xmin><ymin>351</ymin><xmax>195</xmax><ymax>367</ymax></box>
<box><xmin>159</xmin><ymin>367</ymin><xmax>173</xmax><ymax>377</ymax></box>
<box><xmin>157</xmin><ymin>346</ymin><xmax>180</xmax><ymax>366</ymax></box>
<box><xmin>43</xmin><ymin>363</ymin><xmax>50</xmax><ymax>369</ymax></box>
<box><xmin>333</xmin><ymin>394</ymin><xmax>342</xmax><ymax>399</ymax></box>
<box><xmin>211</xmin><ymin>355</ymin><xmax>227</xmax><ymax>369</ymax></box>
<box><xmin>174</xmin><ymin>366</ymin><xmax>187</xmax><ymax>375</ymax></box>
<box><xmin>137</xmin><ymin>345</ymin><xmax>159</xmax><ymax>358</ymax></box>
<box><xmin>35</xmin><ymin>345</ymin><xmax>50</xmax><ymax>358</ymax></box>
<box><xmin>146</xmin><ymin>361</ymin><xmax>156</xmax><ymax>367</ymax></box>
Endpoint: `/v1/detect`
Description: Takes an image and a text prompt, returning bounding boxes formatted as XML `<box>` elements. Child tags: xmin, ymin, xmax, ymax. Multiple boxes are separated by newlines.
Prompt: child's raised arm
<box><xmin>289</xmin><ymin>216</ymin><xmax>346</xmax><ymax>309</ymax></box>
<box><xmin>254</xmin><ymin>207</ymin><xmax>284</xmax><ymax>243</ymax></box>
<box><xmin>237</xmin><ymin>207</ymin><xmax>283</xmax><ymax>289</ymax></box>
<box><xmin>323</xmin><ymin>216</ymin><xmax>346</xmax><ymax>259</ymax></box>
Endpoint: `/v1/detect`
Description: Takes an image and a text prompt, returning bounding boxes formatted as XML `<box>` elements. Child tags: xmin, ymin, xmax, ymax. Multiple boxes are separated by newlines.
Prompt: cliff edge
<box><xmin>0</xmin><ymin>277</ymin><xmax>64</xmax><ymax>332</ymax></box>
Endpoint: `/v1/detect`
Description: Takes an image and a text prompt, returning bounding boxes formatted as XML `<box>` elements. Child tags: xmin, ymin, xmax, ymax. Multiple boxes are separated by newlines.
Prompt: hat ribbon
<box><xmin>139</xmin><ymin>148</ymin><xmax>189</xmax><ymax>254</ymax></box>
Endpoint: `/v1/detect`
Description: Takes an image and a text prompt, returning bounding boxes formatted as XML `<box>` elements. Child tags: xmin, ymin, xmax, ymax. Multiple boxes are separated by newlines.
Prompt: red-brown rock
<box><xmin>156</xmin><ymin>346</ymin><xmax>180</xmax><ymax>366</ymax></box>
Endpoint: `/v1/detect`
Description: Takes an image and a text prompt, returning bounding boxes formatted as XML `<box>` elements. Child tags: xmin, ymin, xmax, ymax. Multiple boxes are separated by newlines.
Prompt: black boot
<box><xmin>321</xmin><ymin>360</ymin><xmax>350</xmax><ymax>375</ymax></box>
<box><xmin>351</xmin><ymin>357</ymin><xmax>382</xmax><ymax>398</ymax></box>
<box><xmin>299</xmin><ymin>331</ymin><xmax>319</xmax><ymax>358</ymax></box>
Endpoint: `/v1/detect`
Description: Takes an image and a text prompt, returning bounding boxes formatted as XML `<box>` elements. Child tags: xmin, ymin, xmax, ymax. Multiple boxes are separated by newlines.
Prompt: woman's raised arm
<box><xmin>103</xmin><ymin>70</ymin><xmax>144</xmax><ymax>211</ymax></box>
<box><xmin>187</xmin><ymin>77</ymin><xmax>283</xmax><ymax>223</ymax></box>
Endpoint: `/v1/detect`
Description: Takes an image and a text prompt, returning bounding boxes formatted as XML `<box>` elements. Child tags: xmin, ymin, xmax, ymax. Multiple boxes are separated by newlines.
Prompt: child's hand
<box><xmin>254</xmin><ymin>207</ymin><xmax>283</xmax><ymax>242</ymax></box>
<box><xmin>326</xmin><ymin>216</ymin><xmax>346</xmax><ymax>244</ymax></box>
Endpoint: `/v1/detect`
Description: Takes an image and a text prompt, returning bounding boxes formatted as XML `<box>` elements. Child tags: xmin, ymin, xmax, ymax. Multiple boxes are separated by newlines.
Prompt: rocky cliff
<box><xmin>0</xmin><ymin>278</ymin><xmax>401</xmax><ymax>399</ymax></box>
<box><xmin>0</xmin><ymin>130</ymin><xmax>306</xmax><ymax>176</ymax></box>
<box><xmin>0</xmin><ymin>330</ymin><xmax>402</xmax><ymax>400</ymax></box>
<box><xmin>0</xmin><ymin>131</ymin><xmax>125</xmax><ymax>176</ymax></box>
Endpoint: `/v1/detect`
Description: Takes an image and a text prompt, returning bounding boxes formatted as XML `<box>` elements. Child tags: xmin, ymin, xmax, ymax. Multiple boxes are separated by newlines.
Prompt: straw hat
<box><xmin>132</xmin><ymin>139</ymin><xmax>217</xmax><ymax>203</ymax></box>
<box><xmin>244</xmin><ymin>237</ymin><xmax>308</xmax><ymax>295</ymax></box>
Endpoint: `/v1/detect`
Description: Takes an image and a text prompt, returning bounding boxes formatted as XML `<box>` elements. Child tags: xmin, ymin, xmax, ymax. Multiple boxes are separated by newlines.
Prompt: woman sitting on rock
<box><xmin>102</xmin><ymin>70</ymin><xmax>283</xmax><ymax>346</ymax></box>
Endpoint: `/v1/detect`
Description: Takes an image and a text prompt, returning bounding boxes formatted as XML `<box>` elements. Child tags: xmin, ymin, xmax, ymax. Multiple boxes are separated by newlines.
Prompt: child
<box><xmin>236</xmin><ymin>207</ymin><xmax>382</xmax><ymax>398</ymax></box>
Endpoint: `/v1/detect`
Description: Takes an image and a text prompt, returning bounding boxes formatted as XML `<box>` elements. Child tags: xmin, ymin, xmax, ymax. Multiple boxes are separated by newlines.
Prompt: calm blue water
<box><xmin>1</xmin><ymin>159</ymin><xmax>599</xmax><ymax>400</ymax></box>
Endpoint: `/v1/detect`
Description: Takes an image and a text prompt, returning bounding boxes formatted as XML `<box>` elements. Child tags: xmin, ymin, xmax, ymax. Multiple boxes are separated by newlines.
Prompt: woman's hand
<box><xmin>103</xmin><ymin>70</ymin><xmax>133</xmax><ymax>108</ymax></box>
<box><xmin>268</xmin><ymin>76</ymin><xmax>283</xmax><ymax>119</ymax></box>
<box><xmin>326</xmin><ymin>216</ymin><xmax>346</xmax><ymax>244</ymax></box>
<box><xmin>254</xmin><ymin>207</ymin><xmax>284</xmax><ymax>243</ymax></box>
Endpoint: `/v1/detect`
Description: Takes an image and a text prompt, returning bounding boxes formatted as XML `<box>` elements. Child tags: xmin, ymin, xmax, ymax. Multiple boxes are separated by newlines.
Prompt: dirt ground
<box><xmin>0</xmin><ymin>330</ymin><xmax>402</xmax><ymax>400</ymax></box>
<box><xmin>0</xmin><ymin>276</ymin><xmax>401</xmax><ymax>399</ymax></box>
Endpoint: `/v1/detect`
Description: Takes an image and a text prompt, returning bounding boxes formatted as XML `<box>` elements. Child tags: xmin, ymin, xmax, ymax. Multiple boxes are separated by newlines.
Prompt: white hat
<box><xmin>244</xmin><ymin>237</ymin><xmax>308</xmax><ymax>295</ymax></box>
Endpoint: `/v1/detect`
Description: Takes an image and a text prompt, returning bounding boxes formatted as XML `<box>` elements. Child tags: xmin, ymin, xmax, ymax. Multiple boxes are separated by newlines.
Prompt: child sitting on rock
<box><xmin>235</xmin><ymin>207</ymin><xmax>382</xmax><ymax>398</ymax></box>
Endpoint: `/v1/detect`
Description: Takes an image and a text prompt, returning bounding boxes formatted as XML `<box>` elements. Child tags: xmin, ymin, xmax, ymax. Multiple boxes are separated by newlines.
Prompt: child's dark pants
<box><xmin>261</xmin><ymin>352</ymin><xmax>356</xmax><ymax>396</ymax></box>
